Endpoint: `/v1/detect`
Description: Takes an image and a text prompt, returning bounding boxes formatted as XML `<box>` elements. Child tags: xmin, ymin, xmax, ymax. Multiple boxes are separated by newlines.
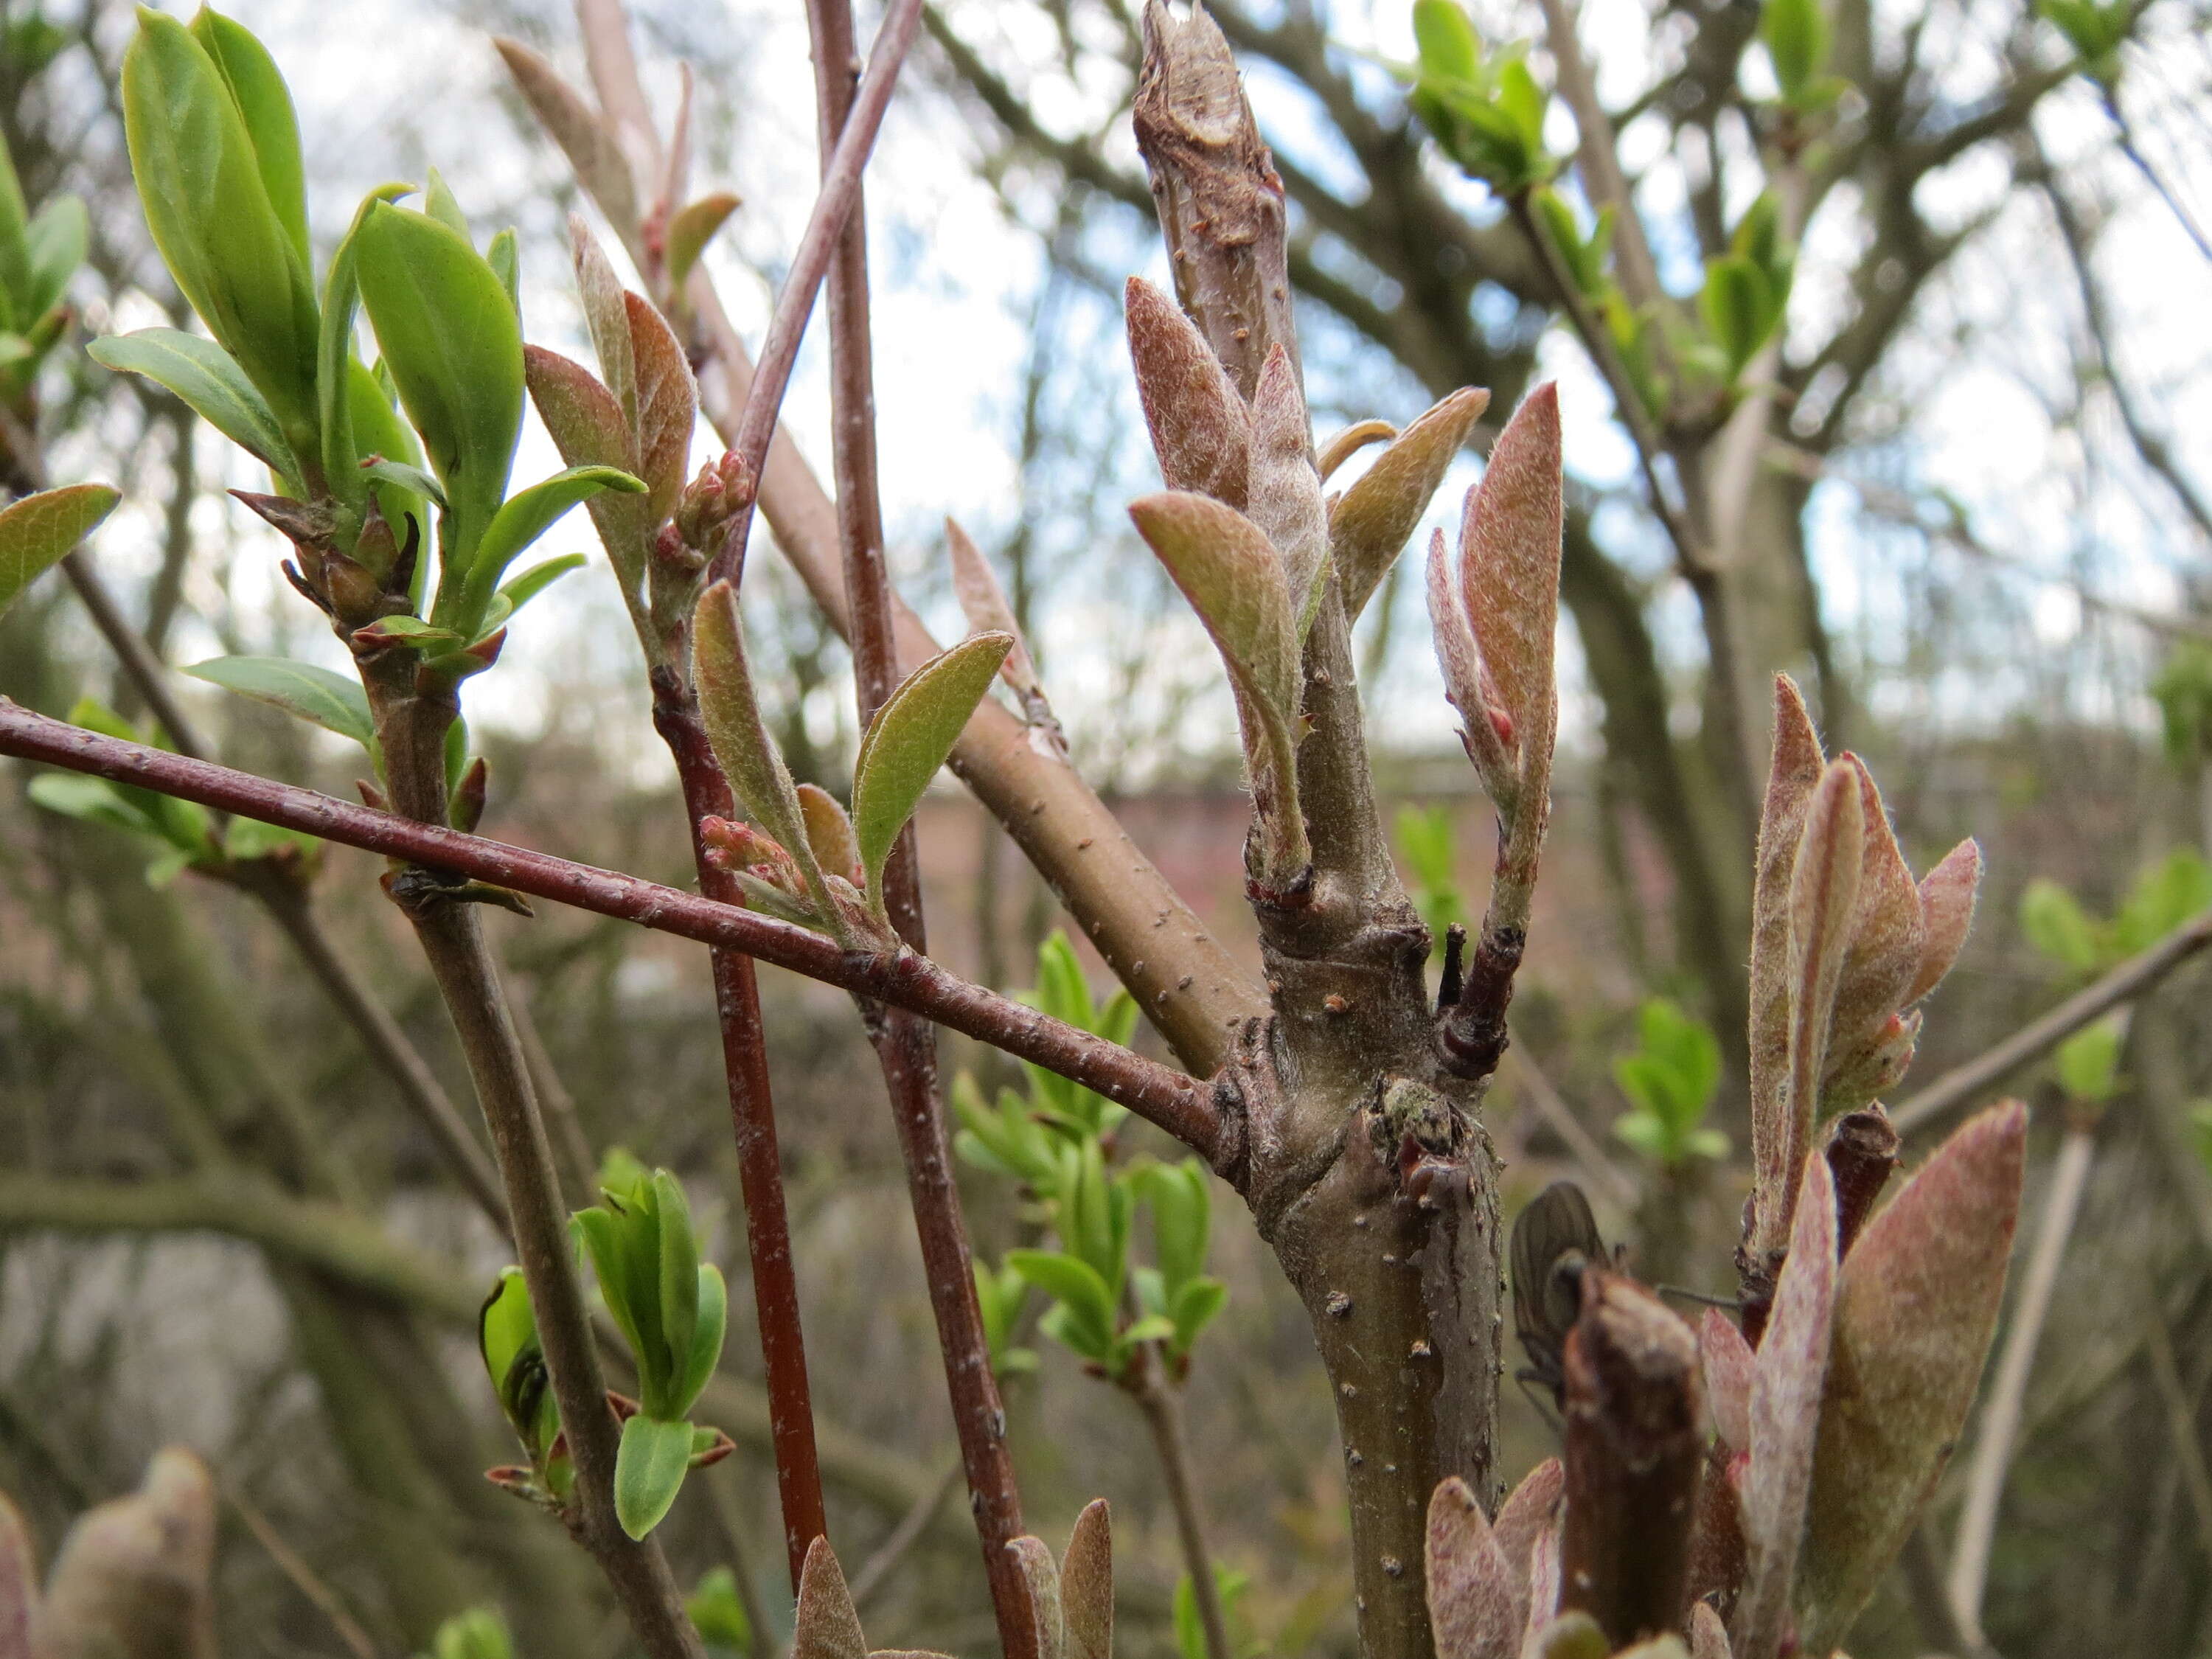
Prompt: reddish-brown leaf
<box><xmin>1748</xmin><ymin>676</ymin><xmax>1825</xmax><ymax>1180</ymax></box>
<box><xmin>1427</xmin><ymin>1474</ymin><xmax>1523</xmax><ymax>1659</ymax></box>
<box><xmin>624</xmin><ymin>290</ymin><xmax>698</xmax><ymax>525</ymax></box>
<box><xmin>1460</xmin><ymin>383</ymin><xmax>1562</xmax><ymax>757</ymax></box>
<box><xmin>1906</xmin><ymin>838</ymin><xmax>1982</xmax><ymax>1006</ymax></box>
<box><xmin>1124</xmin><ymin>276</ymin><xmax>1250</xmax><ymax>509</ymax></box>
<box><xmin>1700</xmin><ymin>1309</ymin><xmax>1754</xmax><ymax>1454</ymax></box>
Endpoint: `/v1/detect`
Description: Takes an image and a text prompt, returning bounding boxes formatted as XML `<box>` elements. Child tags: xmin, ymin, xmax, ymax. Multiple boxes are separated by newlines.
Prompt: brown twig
<box><xmin>848</xmin><ymin>1455</ymin><xmax>960</xmax><ymax>1610</ymax></box>
<box><xmin>1558</xmin><ymin>1268</ymin><xmax>1703</xmax><ymax>1648</ymax></box>
<box><xmin>1891</xmin><ymin>913</ymin><xmax>2212</xmax><ymax>1134</ymax></box>
<box><xmin>651</xmin><ymin>669</ymin><xmax>829</xmax><ymax>1589</ymax></box>
<box><xmin>0</xmin><ymin>700</ymin><xmax>1225</xmax><ymax>1158</ymax></box>
<box><xmin>220</xmin><ymin>1478</ymin><xmax>380</xmax><ymax>1659</ymax></box>
<box><xmin>806</xmin><ymin>0</ymin><xmax>1034</xmax><ymax>1645</ymax></box>
<box><xmin>700</xmin><ymin>0</ymin><xmax>925</xmax><ymax>594</ymax></box>
<box><xmin>1130</xmin><ymin>1358</ymin><xmax>1230</xmax><ymax>1659</ymax></box>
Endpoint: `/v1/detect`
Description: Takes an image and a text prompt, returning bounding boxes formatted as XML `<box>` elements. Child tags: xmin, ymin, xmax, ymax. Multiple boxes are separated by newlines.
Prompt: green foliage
<box><xmin>1612</xmin><ymin>998</ymin><xmax>1731</xmax><ymax>1166</ymax></box>
<box><xmin>1699</xmin><ymin>194</ymin><xmax>1795</xmax><ymax>379</ymax></box>
<box><xmin>2152</xmin><ymin>641</ymin><xmax>2212</xmax><ymax>768</ymax></box>
<box><xmin>184</xmin><ymin>656</ymin><xmax>378</xmax><ymax>754</ymax></box>
<box><xmin>478</xmin><ymin>1267</ymin><xmax>569</xmax><ymax>1501</ymax></box>
<box><xmin>2189</xmin><ymin>1101</ymin><xmax>2212</xmax><ymax>1175</ymax></box>
<box><xmin>1394</xmin><ymin>802</ymin><xmax>1464</xmax><ymax>939</ymax></box>
<box><xmin>2021</xmin><ymin>851</ymin><xmax>2212</xmax><ymax>976</ymax></box>
<box><xmin>1532</xmin><ymin>190</ymin><xmax>1615</xmax><ymax>299</ymax></box>
<box><xmin>2040</xmin><ymin>0</ymin><xmax>2131</xmax><ymax>85</ymax></box>
<box><xmin>1757</xmin><ymin>0</ymin><xmax>1849</xmax><ymax>112</ymax></box>
<box><xmin>0</xmin><ymin>484</ymin><xmax>119</xmax><ymax>621</ymax></box>
<box><xmin>568</xmin><ymin>1165</ymin><xmax>728</xmax><ymax>1537</ymax></box>
<box><xmin>686</xmin><ymin>1566</ymin><xmax>753</xmax><ymax>1656</ymax></box>
<box><xmin>417</xmin><ymin>1607</ymin><xmax>512</xmax><ymax>1659</ymax></box>
<box><xmin>1174</xmin><ymin>1565</ymin><xmax>1254</xmax><ymax>1659</ymax></box>
<box><xmin>958</xmin><ymin>935</ymin><xmax>1225</xmax><ymax>1385</ymax></box>
<box><xmin>0</xmin><ymin>112</ymin><xmax>87</xmax><ymax>396</ymax></box>
<box><xmin>1407</xmin><ymin>0</ymin><xmax>1554</xmax><ymax>195</ymax></box>
<box><xmin>2054</xmin><ymin>1014</ymin><xmax>2125</xmax><ymax>1105</ymax></box>
<box><xmin>86</xmin><ymin>330</ymin><xmax>300</xmax><ymax>487</ymax></box>
<box><xmin>850</xmin><ymin>631</ymin><xmax>1013</xmax><ymax>914</ymax></box>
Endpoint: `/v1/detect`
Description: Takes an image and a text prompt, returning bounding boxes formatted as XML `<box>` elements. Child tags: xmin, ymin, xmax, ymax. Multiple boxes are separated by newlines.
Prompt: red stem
<box><xmin>805</xmin><ymin>0</ymin><xmax>1037</xmax><ymax>1649</ymax></box>
<box><xmin>0</xmin><ymin>698</ymin><xmax>1226</xmax><ymax>1161</ymax></box>
<box><xmin>701</xmin><ymin>0</ymin><xmax>924</xmax><ymax>594</ymax></box>
<box><xmin>652</xmin><ymin>670</ymin><xmax>828</xmax><ymax>1590</ymax></box>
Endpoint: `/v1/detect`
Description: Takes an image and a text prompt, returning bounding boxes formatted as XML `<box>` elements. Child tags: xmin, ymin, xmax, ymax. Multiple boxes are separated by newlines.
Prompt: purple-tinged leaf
<box><xmin>1060</xmin><ymin>1499</ymin><xmax>1113</xmax><ymax>1659</ymax></box>
<box><xmin>1795</xmin><ymin>1100</ymin><xmax>2028</xmax><ymax>1654</ymax></box>
<box><xmin>1825</xmin><ymin>755</ymin><xmax>1925</xmax><ymax>1074</ymax></box>
<box><xmin>1748</xmin><ymin>676</ymin><xmax>1825</xmax><ymax>1167</ymax></box>
<box><xmin>1700</xmin><ymin>1310</ymin><xmax>1754</xmax><ymax>1454</ymax></box>
<box><xmin>570</xmin><ymin>215</ymin><xmax>639</xmax><ymax>442</ymax></box>
<box><xmin>793</xmin><ymin>1537</ymin><xmax>867</xmax><ymax>1659</ymax></box>
<box><xmin>1427</xmin><ymin>528</ymin><xmax>1515</xmax><ymax>801</ymax></box>
<box><xmin>1906</xmin><ymin>838</ymin><xmax>1981</xmax><ymax>1006</ymax></box>
<box><xmin>1124</xmin><ymin>276</ymin><xmax>1249</xmax><ymax>509</ymax></box>
<box><xmin>1734</xmin><ymin>1155</ymin><xmax>1837</xmax><ymax>1659</ymax></box>
<box><xmin>1689</xmin><ymin>1603</ymin><xmax>1732</xmax><ymax>1659</ymax></box>
<box><xmin>1752</xmin><ymin>760</ymin><xmax>1861</xmax><ymax>1263</ymax></box>
<box><xmin>1495</xmin><ymin>1456</ymin><xmax>1565</xmax><ymax>1589</ymax></box>
<box><xmin>693</xmin><ymin>581</ymin><xmax>826</xmax><ymax>909</ymax></box>
<box><xmin>1427</xmin><ymin>1475</ymin><xmax>1523</xmax><ymax>1659</ymax></box>
<box><xmin>1246</xmin><ymin>344</ymin><xmax>1328</xmax><ymax>637</ymax></box>
<box><xmin>1332</xmin><ymin>385</ymin><xmax>1490</xmax><ymax>621</ymax></box>
<box><xmin>947</xmin><ymin>517</ymin><xmax>1042</xmax><ymax>698</ymax></box>
<box><xmin>1006</xmin><ymin>1534</ymin><xmax>1065</xmax><ymax>1659</ymax></box>
<box><xmin>624</xmin><ymin>290</ymin><xmax>697</xmax><ymax>524</ymax></box>
<box><xmin>1520</xmin><ymin>1522</ymin><xmax>1564</xmax><ymax>1658</ymax></box>
<box><xmin>1460</xmin><ymin>384</ymin><xmax>1562</xmax><ymax>762</ymax></box>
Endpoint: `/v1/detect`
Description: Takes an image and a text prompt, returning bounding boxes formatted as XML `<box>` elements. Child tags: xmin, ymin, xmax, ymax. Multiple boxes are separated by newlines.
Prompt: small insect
<box><xmin>1511</xmin><ymin>1180</ymin><xmax>1610</xmax><ymax>1417</ymax></box>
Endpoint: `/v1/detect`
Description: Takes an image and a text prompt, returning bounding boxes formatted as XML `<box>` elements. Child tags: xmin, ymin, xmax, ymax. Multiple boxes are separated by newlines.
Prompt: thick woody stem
<box><xmin>1559</xmin><ymin>1270</ymin><xmax>1703</xmax><ymax>1649</ymax></box>
<box><xmin>0</xmin><ymin>701</ymin><xmax>1225</xmax><ymax>1159</ymax></box>
<box><xmin>651</xmin><ymin>670</ymin><xmax>828</xmax><ymax>1590</ymax></box>
<box><xmin>807</xmin><ymin>0</ymin><xmax>1035</xmax><ymax>1646</ymax></box>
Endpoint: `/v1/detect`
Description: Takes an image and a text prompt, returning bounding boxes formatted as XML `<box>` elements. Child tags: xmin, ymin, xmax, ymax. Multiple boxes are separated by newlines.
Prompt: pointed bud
<box><xmin>1124</xmin><ymin>276</ymin><xmax>1251</xmax><ymax>509</ymax></box>
<box><xmin>1748</xmin><ymin>676</ymin><xmax>1826</xmax><ymax>1150</ymax></box>
<box><xmin>450</xmin><ymin>756</ymin><xmax>489</xmax><ymax>835</ymax></box>
<box><xmin>1906</xmin><ymin>838</ymin><xmax>1981</xmax><ymax>1006</ymax></box>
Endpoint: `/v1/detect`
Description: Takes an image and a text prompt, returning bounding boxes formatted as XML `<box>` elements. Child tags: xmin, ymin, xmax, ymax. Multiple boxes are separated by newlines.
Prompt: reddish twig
<box><xmin>805</xmin><ymin>0</ymin><xmax>1035</xmax><ymax>1648</ymax></box>
<box><xmin>0</xmin><ymin>699</ymin><xmax>1225</xmax><ymax>1161</ymax></box>
<box><xmin>651</xmin><ymin>668</ymin><xmax>827</xmax><ymax>1590</ymax></box>
<box><xmin>702</xmin><ymin>0</ymin><xmax>925</xmax><ymax>593</ymax></box>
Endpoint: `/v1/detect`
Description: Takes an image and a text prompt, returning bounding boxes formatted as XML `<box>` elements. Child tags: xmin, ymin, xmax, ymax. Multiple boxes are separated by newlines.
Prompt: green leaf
<box><xmin>1006</xmin><ymin>1249</ymin><xmax>1117</xmax><ymax>1358</ymax></box>
<box><xmin>2020</xmin><ymin>877</ymin><xmax>2101</xmax><ymax>973</ymax></box>
<box><xmin>428</xmin><ymin>1607</ymin><xmax>515</xmax><ymax>1659</ymax></box>
<box><xmin>27</xmin><ymin>772</ymin><xmax>161</xmax><ymax>839</ymax></box>
<box><xmin>650</xmin><ymin>1169</ymin><xmax>700</xmax><ymax>1391</ymax></box>
<box><xmin>361</xmin><ymin>456</ymin><xmax>445</xmax><ymax>509</ymax></box>
<box><xmin>122</xmin><ymin>9</ymin><xmax>319</xmax><ymax>456</ymax></box>
<box><xmin>22</xmin><ymin>195</ymin><xmax>88</xmax><ymax>323</ymax></box>
<box><xmin>487</xmin><ymin>228</ymin><xmax>521</xmax><ymax>316</ymax></box>
<box><xmin>422</xmin><ymin>167</ymin><xmax>470</xmax><ymax>240</ymax></box>
<box><xmin>851</xmin><ymin>632</ymin><xmax>1013</xmax><ymax>905</ymax></box>
<box><xmin>2113</xmin><ymin>849</ymin><xmax>2212</xmax><ymax>954</ymax></box>
<box><xmin>2055</xmin><ymin>1014</ymin><xmax>2125</xmax><ymax>1103</ymax></box>
<box><xmin>1760</xmin><ymin>0</ymin><xmax>1829</xmax><ymax>102</ymax></box>
<box><xmin>1700</xmin><ymin>255</ymin><xmax>1775</xmax><ymax>376</ymax></box>
<box><xmin>88</xmin><ymin>330</ymin><xmax>300</xmax><ymax>484</ymax></box>
<box><xmin>460</xmin><ymin>463</ymin><xmax>644</xmax><ymax>627</ymax></box>
<box><xmin>317</xmin><ymin>184</ymin><xmax>411</xmax><ymax>506</ymax></box>
<box><xmin>666</xmin><ymin>192</ymin><xmax>740</xmax><ymax>293</ymax></box>
<box><xmin>351</xmin><ymin>201</ymin><xmax>525</xmax><ymax>580</ymax></box>
<box><xmin>0</xmin><ymin>128</ymin><xmax>29</xmax><ymax>328</ymax></box>
<box><xmin>1169</xmin><ymin>1276</ymin><xmax>1228</xmax><ymax>1354</ymax></box>
<box><xmin>1412</xmin><ymin>0</ymin><xmax>1482</xmax><ymax>83</ymax></box>
<box><xmin>183</xmin><ymin>656</ymin><xmax>376</xmax><ymax>751</ymax></box>
<box><xmin>0</xmin><ymin>483</ymin><xmax>120</xmax><ymax>619</ymax></box>
<box><xmin>188</xmin><ymin>7</ymin><xmax>309</xmax><ymax>268</ymax></box>
<box><xmin>614</xmin><ymin>1413</ymin><xmax>696</xmax><ymax>1540</ymax></box>
<box><xmin>475</xmin><ymin>552</ymin><xmax>587</xmax><ymax>638</ymax></box>
<box><xmin>686</xmin><ymin>1567</ymin><xmax>753</xmax><ymax>1653</ymax></box>
<box><xmin>674</xmin><ymin>1265</ymin><xmax>726</xmax><ymax>1419</ymax></box>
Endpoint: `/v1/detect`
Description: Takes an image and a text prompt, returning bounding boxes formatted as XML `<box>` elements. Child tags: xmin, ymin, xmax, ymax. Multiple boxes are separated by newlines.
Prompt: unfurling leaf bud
<box><xmin>674</xmin><ymin>450</ymin><xmax>754</xmax><ymax>554</ymax></box>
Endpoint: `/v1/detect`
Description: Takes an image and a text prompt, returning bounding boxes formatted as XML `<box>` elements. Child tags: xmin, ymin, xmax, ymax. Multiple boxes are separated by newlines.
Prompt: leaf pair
<box><xmin>694</xmin><ymin>577</ymin><xmax>1011</xmax><ymax>933</ymax></box>
<box><xmin>569</xmin><ymin>1166</ymin><xmax>728</xmax><ymax>1537</ymax></box>
<box><xmin>1422</xmin><ymin>1459</ymin><xmax>1564</xmax><ymax>1659</ymax></box>
<box><xmin>1744</xmin><ymin>678</ymin><xmax>1980</xmax><ymax>1263</ymax></box>
<box><xmin>1427</xmin><ymin>384</ymin><xmax>1564</xmax><ymax>928</ymax></box>
<box><xmin>1699</xmin><ymin>195</ymin><xmax>1795</xmax><ymax>380</ymax></box>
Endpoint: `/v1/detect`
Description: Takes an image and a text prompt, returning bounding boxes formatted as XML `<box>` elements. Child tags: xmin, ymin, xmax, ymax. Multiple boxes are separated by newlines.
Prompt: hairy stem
<box><xmin>807</xmin><ymin>0</ymin><xmax>1035</xmax><ymax>1644</ymax></box>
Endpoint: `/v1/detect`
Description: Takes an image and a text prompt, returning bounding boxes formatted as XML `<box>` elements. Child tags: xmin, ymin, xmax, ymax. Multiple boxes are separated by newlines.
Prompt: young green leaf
<box><xmin>122</xmin><ymin>9</ymin><xmax>319</xmax><ymax>455</ymax></box>
<box><xmin>351</xmin><ymin>201</ymin><xmax>524</xmax><ymax>575</ymax></box>
<box><xmin>461</xmin><ymin>463</ymin><xmax>644</xmax><ymax>625</ymax></box>
<box><xmin>614</xmin><ymin>1413</ymin><xmax>696</xmax><ymax>1540</ymax></box>
<box><xmin>22</xmin><ymin>195</ymin><xmax>87</xmax><ymax>324</ymax></box>
<box><xmin>0</xmin><ymin>483</ymin><xmax>120</xmax><ymax>620</ymax></box>
<box><xmin>1700</xmin><ymin>255</ymin><xmax>1775</xmax><ymax>376</ymax></box>
<box><xmin>88</xmin><ymin>330</ymin><xmax>300</xmax><ymax>485</ymax></box>
<box><xmin>2019</xmin><ymin>877</ymin><xmax>2100</xmax><ymax>973</ymax></box>
<box><xmin>184</xmin><ymin>656</ymin><xmax>377</xmax><ymax>752</ymax></box>
<box><xmin>1331</xmin><ymin>385</ymin><xmax>1490</xmax><ymax>622</ymax></box>
<box><xmin>188</xmin><ymin>8</ymin><xmax>310</xmax><ymax>268</ymax></box>
<box><xmin>666</xmin><ymin>191</ymin><xmax>740</xmax><ymax>293</ymax></box>
<box><xmin>850</xmin><ymin>632</ymin><xmax>1013</xmax><ymax>905</ymax></box>
<box><xmin>692</xmin><ymin>580</ymin><xmax>828</xmax><ymax>908</ymax></box>
<box><xmin>2054</xmin><ymin>1013</ymin><xmax>2125</xmax><ymax>1103</ymax></box>
<box><xmin>316</xmin><ymin>184</ymin><xmax>411</xmax><ymax>505</ymax></box>
<box><xmin>1760</xmin><ymin>0</ymin><xmax>1830</xmax><ymax>102</ymax></box>
<box><xmin>1007</xmin><ymin>1249</ymin><xmax>1118</xmax><ymax>1360</ymax></box>
<box><xmin>0</xmin><ymin>129</ymin><xmax>30</xmax><ymax>327</ymax></box>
